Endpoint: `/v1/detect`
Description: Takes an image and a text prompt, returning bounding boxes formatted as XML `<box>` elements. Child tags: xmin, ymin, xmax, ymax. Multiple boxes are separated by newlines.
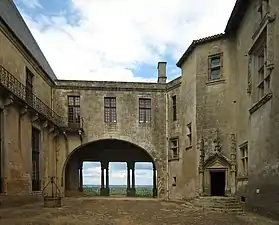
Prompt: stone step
<box><xmin>193</xmin><ymin>203</ymin><xmax>242</xmax><ymax>208</ymax></box>
<box><xmin>187</xmin><ymin>197</ymin><xmax>244</xmax><ymax>213</ymax></box>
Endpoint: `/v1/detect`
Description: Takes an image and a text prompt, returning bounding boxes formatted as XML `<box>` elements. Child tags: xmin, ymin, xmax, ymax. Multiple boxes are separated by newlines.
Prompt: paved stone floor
<box><xmin>0</xmin><ymin>197</ymin><xmax>278</xmax><ymax>225</ymax></box>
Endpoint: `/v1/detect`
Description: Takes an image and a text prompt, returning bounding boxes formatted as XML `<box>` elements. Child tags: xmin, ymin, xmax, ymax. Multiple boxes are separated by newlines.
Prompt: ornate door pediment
<box><xmin>204</xmin><ymin>153</ymin><xmax>231</xmax><ymax>169</ymax></box>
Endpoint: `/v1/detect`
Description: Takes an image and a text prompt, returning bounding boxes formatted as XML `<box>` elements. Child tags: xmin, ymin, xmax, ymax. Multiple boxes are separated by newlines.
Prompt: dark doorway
<box><xmin>210</xmin><ymin>171</ymin><xmax>225</xmax><ymax>196</ymax></box>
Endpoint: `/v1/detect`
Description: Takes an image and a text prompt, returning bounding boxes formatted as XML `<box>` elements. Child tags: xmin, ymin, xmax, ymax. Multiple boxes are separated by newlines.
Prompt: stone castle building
<box><xmin>0</xmin><ymin>0</ymin><xmax>278</xmax><ymax>218</ymax></box>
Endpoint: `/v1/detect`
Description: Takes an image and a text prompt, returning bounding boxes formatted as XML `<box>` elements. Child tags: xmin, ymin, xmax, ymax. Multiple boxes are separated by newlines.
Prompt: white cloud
<box><xmin>20</xmin><ymin>0</ymin><xmax>42</xmax><ymax>9</ymax></box>
<box><xmin>17</xmin><ymin>0</ymin><xmax>236</xmax><ymax>82</ymax></box>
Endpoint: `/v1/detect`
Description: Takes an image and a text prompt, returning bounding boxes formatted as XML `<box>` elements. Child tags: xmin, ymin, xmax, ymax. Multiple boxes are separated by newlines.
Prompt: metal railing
<box><xmin>0</xmin><ymin>65</ymin><xmax>72</xmax><ymax>128</ymax></box>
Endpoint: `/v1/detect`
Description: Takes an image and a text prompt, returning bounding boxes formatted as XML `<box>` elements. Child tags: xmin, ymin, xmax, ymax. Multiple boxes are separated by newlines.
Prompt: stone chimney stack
<box><xmin>157</xmin><ymin>62</ymin><xmax>167</xmax><ymax>83</ymax></box>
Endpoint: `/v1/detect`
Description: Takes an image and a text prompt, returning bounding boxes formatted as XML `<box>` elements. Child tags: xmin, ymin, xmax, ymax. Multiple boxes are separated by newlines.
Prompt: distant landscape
<box><xmin>83</xmin><ymin>184</ymin><xmax>153</xmax><ymax>197</ymax></box>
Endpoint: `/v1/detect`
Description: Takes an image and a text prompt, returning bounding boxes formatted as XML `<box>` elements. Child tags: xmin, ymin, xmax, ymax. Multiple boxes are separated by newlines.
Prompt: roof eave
<box><xmin>225</xmin><ymin>0</ymin><xmax>250</xmax><ymax>35</ymax></box>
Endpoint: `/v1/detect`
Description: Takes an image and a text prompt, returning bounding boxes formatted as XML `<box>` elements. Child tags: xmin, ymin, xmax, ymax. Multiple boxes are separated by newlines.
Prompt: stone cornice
<box><xmin>55</xmin><ymin>80</ymin><xmax>167</xmax><ymax>92</ymax></box>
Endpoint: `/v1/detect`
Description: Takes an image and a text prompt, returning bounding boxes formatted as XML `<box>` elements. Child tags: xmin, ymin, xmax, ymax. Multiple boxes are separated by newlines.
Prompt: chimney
<box><xmin>157</xmin><ymin>62</ymin><xmax>167</xmax><ymax>83</ymax></box>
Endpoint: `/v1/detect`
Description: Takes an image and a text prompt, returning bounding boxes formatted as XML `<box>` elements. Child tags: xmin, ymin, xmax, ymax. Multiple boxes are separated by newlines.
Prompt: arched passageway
<box><xmin>64</xmin><ymin>139</ymin><xmax>158</xmax><ymax>197</ymax></box>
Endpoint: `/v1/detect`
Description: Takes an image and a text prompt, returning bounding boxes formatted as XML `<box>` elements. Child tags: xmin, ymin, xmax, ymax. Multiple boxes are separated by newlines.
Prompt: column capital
<box><xmin>153</xmin><ymin>163</ymin><xmax>156</xmax><ymax>171</ymax></box>
<box><xmin>101</xmin><ymin>161</ymin><xmax>109</xmax><ymax>170</ymax></box>
<box><xmin>127</xmin><ymin>161</ymin><xmax>135</xmax><ymax>170</ymax></box>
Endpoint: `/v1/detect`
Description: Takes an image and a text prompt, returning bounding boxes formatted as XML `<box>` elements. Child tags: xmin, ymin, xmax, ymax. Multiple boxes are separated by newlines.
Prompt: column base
<box><xmin>100</xmin><ymin>187</ymin><xmax>110</xmax><ymax>196</ymax></box>
<box><xmin>126</xmin><ymin>188</ymin><xmax>136</xmax><ymax>197</ymax></box>
<box><xmin>152</xmin><ymin>188</ymin><xmax>158</xmax><ymax>197</ymax></box>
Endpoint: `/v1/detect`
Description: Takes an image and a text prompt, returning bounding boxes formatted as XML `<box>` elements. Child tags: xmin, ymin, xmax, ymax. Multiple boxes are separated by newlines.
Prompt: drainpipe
<box><xmin>166</xmin><ymin>92</ymin><xmax>169</xmax><ymax>200</ymax></box>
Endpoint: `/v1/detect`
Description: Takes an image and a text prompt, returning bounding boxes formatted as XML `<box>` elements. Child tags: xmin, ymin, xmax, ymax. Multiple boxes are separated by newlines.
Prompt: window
<box><xmin>208</xmin><ymin>53</ymin><xmax>223</xmax><ymax>81</ymax></box>
<box><xmin>104</xmin><ymin>97</ymin><xmax>117</xmax><ymax>123</ymax></box>
<box><xmin>172</xmin><ymin>177</ymin><xmax>177</xmax><ymax>187</ymax></box>
<box><xmin>170</xmin><ymin>139</ymin><xmax>179</xmax><ymax>159</ymax></box>
<box><xmin>68</xmin><ymin>96</ymin><xmax>81</xmax><ymax>127</ymax></box>
<box><xmin>25</xmin><ymin>68</ymin><xmax>34</xmax><ymax>105</ymax></box>
<box><xmin>139</xmin><ymin>98</ymin><xmax>151</xmax><ymax>123</ymax></box>
<box><xmin>32</xmin><ymin>127</ymin><xmax>40</xmax><ymax>191</ymax></box>
<box><xmin>240</xmin><ymin>143</ymin><xmax>248</xmax><ymax>176</ymax></box>
<box><xmin>186</xmin><ymin>123</ymin><xmax>192</xmax><ymax>147</ymax></box>
<box><xmin>172</xmin><ymin>95</ymin><xmax>177</xmax><ymax>121</ymax></box>
<box><xmin>253</xmin><ymin>30</ymin><xmax>269</xmax><ymax>101</ymax></box>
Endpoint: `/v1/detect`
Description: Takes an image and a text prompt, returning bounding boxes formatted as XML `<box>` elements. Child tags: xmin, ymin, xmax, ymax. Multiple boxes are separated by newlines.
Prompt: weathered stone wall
<box><xmin>233</xmin><ymin>0</ymin><xmax>279</xmax><ymax>219</ymax></box>
<box><xmin>195</xmin><ymin>38</ymin><xmax>236</xmax><ymax>160</ymax></box>
<box><xmin>0</xmin><ymin>21</ymin><xmax>58</xmax><ymax>203</ymax></box>
<box><xmin>53</xmin><ymin>81</ymin><xmax>168</xmax><ymax>198</ymax></box>
<box><xmin>166</xmin><ymin>77</ymin><xmax>181</xmax><ymax>199</ymax></box>
<box><xmin>177</xmin><ymin>52</ymin><xmax>198</xmax><ymax>199</ymax></box>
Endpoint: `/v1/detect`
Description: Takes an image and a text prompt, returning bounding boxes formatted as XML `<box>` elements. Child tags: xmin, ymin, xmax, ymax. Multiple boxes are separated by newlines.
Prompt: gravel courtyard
<box><xmin>0</xmin><ymin>197</ymin><xmax>277</xmax><ymax>225</ymax></box>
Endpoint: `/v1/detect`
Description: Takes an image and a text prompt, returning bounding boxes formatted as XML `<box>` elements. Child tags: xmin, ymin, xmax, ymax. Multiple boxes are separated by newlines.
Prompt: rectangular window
<box><xmin>172</xmin><ymin>177</ymin><xmax>177</xmax><ymax>186</ymax></box>
<box><xmin>68</xmin><ymin>96</ymin><xmax>81</xmax><ymax>127</ymax></box>
<box><xmin>139</xmin><ymin>98</ymin><xmax>151</xmax><ymax>123</ymax></box>
<box><xmin>253</xmin><ymin>29</ymin><xmax>269</xmax><ymax>101</ymax></box>
<box><xmin>208</xmin><ymin>53</ymin><xmax>223</xmax><ymax>81</ymax></box>
<box><xmin>170</xmin><ymin>139</ymin><xmax>179</xmax><ymax>159</ymax></box>
<box><xmin>104</xmin><ymin>97</ymin><xmax>117</xmax><ymax>123</ymax></box>
<box><xmin>25</xmin><ymin>68</ymin><xmax>34</xmax><ymax>105</ymax></box>
<box><xmin>240</xmin><ymin>143</ymin><xmax>248</xmax><ymax>176</ymax></box>
<box><xmin>186</xmin><ymin>123</ymin><xmax>192</xmax><ymax>147</ymax></box>
<box><xmin>172</xmin><ymin>95</ymin><xmax>177</xmax><ymax>121</ymax></box>
<box><xmin>32</xmin><ymin>127</ymin><xmax>40</xmax><ymax>191</ymax></box>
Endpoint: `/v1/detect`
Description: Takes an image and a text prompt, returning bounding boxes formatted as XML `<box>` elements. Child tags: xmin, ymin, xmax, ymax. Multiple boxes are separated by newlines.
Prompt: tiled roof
<box><xmin>0</xmin><ymin>0</ymin><xmax>57</xmax><ymax>81</ymax></box>
<box><xmin>176</xmin><ymin>33</ymin><xmax>225</xmax><ymax>68</ymax></box>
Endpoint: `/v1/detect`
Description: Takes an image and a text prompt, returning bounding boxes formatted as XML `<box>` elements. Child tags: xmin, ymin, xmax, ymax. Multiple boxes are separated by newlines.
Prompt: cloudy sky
<box><xmin>14</xmin><ymin>0</ymin><xmax>236</xmax><ymax>185</ymax></box>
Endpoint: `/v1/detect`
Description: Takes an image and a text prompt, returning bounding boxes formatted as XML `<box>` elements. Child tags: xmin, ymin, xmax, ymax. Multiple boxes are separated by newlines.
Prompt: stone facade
<box><xmin>0</xmin><ymin>0</ymin><xmax>279</xmax><ymax>220</ymax></box>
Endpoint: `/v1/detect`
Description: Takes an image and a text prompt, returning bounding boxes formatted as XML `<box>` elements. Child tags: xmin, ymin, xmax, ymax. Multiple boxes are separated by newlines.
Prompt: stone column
<box><xmin>131</xmin><ymin>161</ymin><xmax>136</xmax><ymax>196</ymax></box>
<box><xmin>126</xmin><ymin>162</ymin><xmax>131</xmax><ymax>196</ymax></box>
<box><xmin>79</xmin><ymin>166</ymin><xmax>83</xmax><ymax>192</ymax></box>
<box><xmin>152</xmin><ymin>163</ymin><xmax>157</xmax><ymax>197</ymax></box>
<box><xmin>105</xmin><ymin>162</ymin><xmax>109</xmax><ymax>190</ymax></box>
<box><xmin>100</xmin><ymin>161</ymin><xmax>105</xmax><ymax>195</ymax></box>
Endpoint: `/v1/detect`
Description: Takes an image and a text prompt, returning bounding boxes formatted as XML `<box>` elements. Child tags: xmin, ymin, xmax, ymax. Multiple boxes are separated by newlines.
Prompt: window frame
<box><xmin>251</xmin><ymin>28</ymin><xmax>270</xmax><ymax>102</ymax></box>
<box><xmin>239</xmin><ymin>142</ymin><xmax>248</xmax><ymax>176</ymax></box>
<box><xmin>68</xmin><ymin>96</ymin><xmax>81</xmax><ymax>127</ymax></box>
<box><xmin>186</xmin><ymin>123</ymin><xmax>192</xmax><ymax>147</ymax></box>
<box><xmin>139</xmin><ymin>98</ymin><xmax>151</xmax><ymax>123</ymax></box>
<box><xmin>31</xmin><ymin>127</ymin><xmax>41</xmax><ymax>191</ymax></box>
<box><xmin>172</xmin><ymin>95</ymin><xmax>177</xmax><ymax>121</ymax></box>
<box><xmin>208</xmin><ymin>53</ymin><xmax>223</xmax><ymax>81</ymax></box>
<box><xmin>104</xmin><ymin>97</ymin><xmax>117</xmax><ymax>123</ymax></box>
<box><xmin>170</xmin><ymin>138</ymin><xmax>179</xmax><ymax>159</ymax></box>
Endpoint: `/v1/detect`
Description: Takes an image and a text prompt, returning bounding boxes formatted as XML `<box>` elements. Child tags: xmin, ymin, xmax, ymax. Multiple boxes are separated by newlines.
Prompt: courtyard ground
<box><xmin>0</xmin><ymin>197</ymin><xmax>278</xmax><ymax>225</ymax></box>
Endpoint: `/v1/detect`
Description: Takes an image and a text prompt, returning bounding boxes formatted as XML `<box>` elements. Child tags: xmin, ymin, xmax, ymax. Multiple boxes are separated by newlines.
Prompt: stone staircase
<box><xmin>185</xmin><ymin>196</ymin><xmax>244</xmax><ymax>213</ymax></box>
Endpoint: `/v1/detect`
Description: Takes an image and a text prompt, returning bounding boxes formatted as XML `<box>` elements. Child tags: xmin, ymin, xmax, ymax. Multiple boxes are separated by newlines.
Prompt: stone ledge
<box><xmin>168</xmin><ymin>158</ymin><xmax>179</xmax><ymax>162</ymax></box>
<box><xmin>249</xmin><ymin>92</ymin><xmax>272</xmax><ymax>115</ymax></box>
<box><xmin>206</xmin><ymin>79</ymin><xmax>226</xmax><ymax>86</ymax></box>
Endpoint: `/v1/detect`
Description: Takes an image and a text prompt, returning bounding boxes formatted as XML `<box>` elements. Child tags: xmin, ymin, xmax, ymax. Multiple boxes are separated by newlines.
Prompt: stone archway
<box><xmin>62</xmin><ymin>138</ymin><xmax>163</xmax><ymax>198</ymax></box>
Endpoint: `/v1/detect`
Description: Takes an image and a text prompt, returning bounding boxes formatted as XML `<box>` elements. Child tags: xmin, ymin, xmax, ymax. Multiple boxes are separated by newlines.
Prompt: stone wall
<box><xmin>53</xmin><ymin>81</ymin><xmax>168</xmax><ymax>198</ymax></box>
<box><xmin>177</xmin><ymin>51</ymin><xmax>198</xmax><ymax>199</ymax></box>
<box><xmin>233</xmin><ymin>0</ymin><xmax>279</xmax><ymax>220</ymax></box>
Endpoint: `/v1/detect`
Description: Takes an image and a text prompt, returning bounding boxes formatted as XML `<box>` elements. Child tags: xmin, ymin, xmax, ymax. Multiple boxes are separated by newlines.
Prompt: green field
<box><xmin>83</xmin><ymin>186</ymin><xmax>153</xmax><ymax>197</ymax></box>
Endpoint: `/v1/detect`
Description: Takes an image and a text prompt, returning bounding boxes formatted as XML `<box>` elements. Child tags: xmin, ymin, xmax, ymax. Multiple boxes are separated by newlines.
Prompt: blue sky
<box><xmin>14</xmin><ymin>0</ymin><xmax>236</xmax><ymax>184</ymax></box>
